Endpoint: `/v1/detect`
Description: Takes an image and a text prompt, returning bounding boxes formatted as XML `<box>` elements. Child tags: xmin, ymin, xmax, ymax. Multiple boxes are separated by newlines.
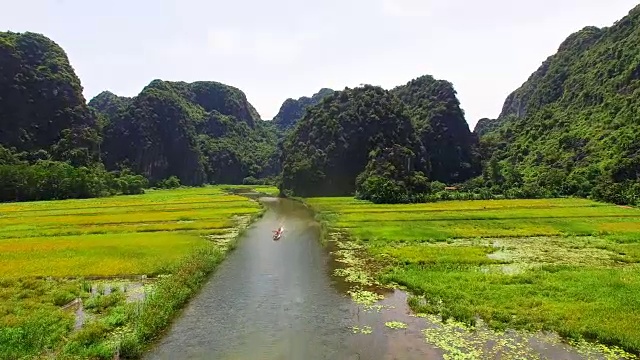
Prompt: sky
<box><xmin>1</xmin><ymin>0</ymin><xmax>638</xmax><ymax>129</ymax></box>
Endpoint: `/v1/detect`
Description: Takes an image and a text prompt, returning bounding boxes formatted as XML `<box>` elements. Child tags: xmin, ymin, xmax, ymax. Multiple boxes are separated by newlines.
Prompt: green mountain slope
<box><xmin>476</xmin><ymin>5</ymin><xmax>640</xmax><ymax>204</ymax></box>
<box><xmin>272</xmin><ymin>88</ymin><xmax>335</xmax><ymax>130</ymax></box>
<box><xmin>89</xmin><ymin>91</ymin><xmax>132</xmax><ymax>119</ymax></box>
<box><xmin>0</xmin><ymin>31</ymin><xmax>100</xmax><ymax>166</ymax></box>
<box><xmin>95</xmin><ymin>80</ymin><xmax>277</xmax><ymax>185</ymax></box>
<box><xmin>280</xmin><ymin>85</ymin><xmax>420</xmax><ymax>197</ymax></box>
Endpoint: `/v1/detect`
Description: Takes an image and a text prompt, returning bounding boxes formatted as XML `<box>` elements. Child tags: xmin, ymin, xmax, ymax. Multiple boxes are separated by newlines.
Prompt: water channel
<box><xmin>144</xmin><ymin>196</ymin><xmax>623</xmax><ymax>360</ymax></box>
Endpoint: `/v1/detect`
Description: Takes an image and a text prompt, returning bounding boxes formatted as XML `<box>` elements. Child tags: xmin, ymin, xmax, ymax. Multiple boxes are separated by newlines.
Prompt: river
<box><xmin>144</xmin><ymin>196</ymin><xmax>619</xmax><ymax>360</ymax></box>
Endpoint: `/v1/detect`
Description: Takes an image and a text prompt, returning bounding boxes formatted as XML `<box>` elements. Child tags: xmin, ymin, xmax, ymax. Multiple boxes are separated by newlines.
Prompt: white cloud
<box><xmin>380</xmin><ymin>0</ymin><xmax>435</xmax><ymax>17</ymax></box>
<box><xmin>205</xmin><ymin>28</ymin><xmax>316</xmax><ymax>66</ymax></box>
<box><xmin>207</xmin><ymin>29</ymin><xmax>237</xmax><ymax>56</ymax></box>
<box><xmin>251</xmin><ymin>33</ymin><xmax>301</xmax><ymax>65</ymax></box>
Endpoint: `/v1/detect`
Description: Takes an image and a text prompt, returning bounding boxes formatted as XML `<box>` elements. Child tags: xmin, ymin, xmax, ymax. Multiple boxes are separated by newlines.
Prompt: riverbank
<box><xmin>306</xmin><ymin>197</ymin><xmax>640</xmax><ymax>358</ymax></box>
<box><xmin>0</xmin><ymin>186</ymin><xmax>267</xmax><ymax>360</ymax></box>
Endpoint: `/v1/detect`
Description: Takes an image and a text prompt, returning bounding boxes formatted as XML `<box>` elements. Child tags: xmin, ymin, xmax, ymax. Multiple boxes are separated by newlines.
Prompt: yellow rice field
<box><xmin>0</xmin><ymin>186</ymin><xmax>262</xmax><ymax>278</ymax></box>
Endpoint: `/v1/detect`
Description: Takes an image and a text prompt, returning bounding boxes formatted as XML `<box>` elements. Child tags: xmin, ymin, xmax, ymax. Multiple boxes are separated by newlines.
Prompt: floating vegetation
<box><xmin>414</xmin><ymin>313</ymin><xmax>639</xmax><ymax>360</ymax></box>
<box><xmin>420</xmin><ymin>314</ymin><xmax>546</xmax><ymax>360</ymax></box>
<box><xmin>335</xmin><ymin>240</ymin><xmax>364</xmax><ymax>250</ymax></box>
<box><xmin>351</xmin><ymin>325</ymin><xmax>373</xmax><ymax>334</ymax></box>
<box><xmin>329</xmin><ymin>233</ymin><xmax>380</xmax><ymax>288</ymax></box>
<box><xmin>569</xmin><ymin>339</ymin><xmax>638</xmax><ymax>360</ymax></box>
<box><xmin>348</xmin><ymin>289</ymin><xmax>384</xmax><ymax>306</ymax></box>
<box><xmin>333</xmin><ymin>268</ymin><xmax>372</xmax><ymax>286</ymax></box>
<box><xmin>367</xmin><ymin>304</ymin><xmax>385</xmax><ymax>313</ymax></box>
<box><xmin>385</xmin><ymin>321</ymin><xmax>407</xmax><ymax>329</ymax></box>
<box><xmin>479</xmin><ymin>236</ymin><xmax>627</xmax><ymax>267</ymax></box>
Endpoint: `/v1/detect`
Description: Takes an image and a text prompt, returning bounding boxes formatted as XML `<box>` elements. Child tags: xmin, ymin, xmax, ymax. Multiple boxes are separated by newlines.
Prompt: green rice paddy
<box><xmin>307</xmin><ymin>197</ymin><xmax>640</xmax><ymax>356</ymax></box>
<box><xmin>0</xmin><ymin>186</ymin><xmax>265</xmax><ymax>359</ymax></box>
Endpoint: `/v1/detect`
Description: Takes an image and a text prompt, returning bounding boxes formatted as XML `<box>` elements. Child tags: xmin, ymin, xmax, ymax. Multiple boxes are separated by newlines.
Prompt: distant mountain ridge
<box><xmin>10</xmin><ymin>2</ymin><xmax>639</xmax><ymax>207</ymax></box>
<box><xmin>272</xmin><ymin>88</ymin><xmax>335</xmax><ymax>130</ymax></box>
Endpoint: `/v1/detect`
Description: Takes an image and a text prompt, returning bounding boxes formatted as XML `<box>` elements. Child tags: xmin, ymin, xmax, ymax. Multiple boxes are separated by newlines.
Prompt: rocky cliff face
<box><xmin>0</xmin><ymin>31</ymin><xmax>100</xmax><ymax>166</ymax></box>
<box><xmin>392</xmin><ymin>75</ymin><xmax>481</xmax><ymax>183</ymax></box>
<box><xmin>280</xmin><ymin>85</ymin><xmax>419</xmax><ymax>196</ymax></box>
<box><xmin>473</xmin><ymin>118</ymin><xmax>497</xmax><ymax>136</ymax></box>
<box><xmin>94</xmin><ymin>80</ymin><xmax>277</xmax><ymax>185</ymax></box>
<box><xmin>280</xmin><ymin>74</ymin><xmax>482</xmax><ymax>197</ymax></box>
<box><xmin>497</xmin><ymin>26</ymin><xmax>605</xmax><ymax>122</ymax></box>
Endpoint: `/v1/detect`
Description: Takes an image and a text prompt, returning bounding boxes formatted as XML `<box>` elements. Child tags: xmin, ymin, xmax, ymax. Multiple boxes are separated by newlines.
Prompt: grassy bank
<box><xmin>0</xmin><ymin>186</ymin><xmax>263</xmax><ymax>360</ymax></box>
<box><xmin>307</xmin><ymin>197</ymin><xmax>640</xmax><ymax>356</ymax></box>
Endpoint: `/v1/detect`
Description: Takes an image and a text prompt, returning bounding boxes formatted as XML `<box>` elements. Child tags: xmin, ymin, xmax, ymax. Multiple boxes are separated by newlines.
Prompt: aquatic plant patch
<box><xmin>416</xmin><ymin>313</ymin><xmax>635</xmax><ymax>360</ymax></box>
<box><xmin>0</xmin><ymin>186</ymin><xmax>262</xmax><ymax>359</ymax></box>
<box><xmin>351</xmin><ymin>325</ymin><xmax>373</xmax><ymax>334</ymax></box>
<box><xmin>308</xmin><ymin>197</ymin><xmax>640</xmax><ymax>356</ymax></box>
<box><xmin>384</xmin><ymin>321</ymin><xmax>408</xmax><ymax>329</ymax></box>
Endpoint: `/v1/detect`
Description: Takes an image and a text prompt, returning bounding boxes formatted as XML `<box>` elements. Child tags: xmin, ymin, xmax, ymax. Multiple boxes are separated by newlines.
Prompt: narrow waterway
<box><xmin>144</xmin><ymin>197</ymin><xmax>621</xmax><ymax>360</ymax></box>
<box><xmin>144</xmin><ymin>197</ymin><xmax>438</xmax><ymax>359</ymax></box>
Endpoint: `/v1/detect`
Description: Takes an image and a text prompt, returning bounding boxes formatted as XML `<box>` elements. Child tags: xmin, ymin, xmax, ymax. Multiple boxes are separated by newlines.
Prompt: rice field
<box><xmin>307</xmin><ymin>197</ymin><xmax>640</xmax><ymax>356</ymax></box>
<box><xmin>0</xmin><ymin>186</ymin><xmax>264</xmax><ymax>359</ymax></box>
<box><xmin>0</xmin><ymin>187</ymin><xmax>262</xmax><ymax>278</ymax></box>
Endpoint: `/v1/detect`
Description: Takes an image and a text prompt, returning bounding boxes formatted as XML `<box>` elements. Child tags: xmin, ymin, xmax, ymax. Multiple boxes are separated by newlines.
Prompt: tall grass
<box><xmin>115</xmin><ymin>245</ymin><xmax>227</xmax><ymax>358</ymax></box>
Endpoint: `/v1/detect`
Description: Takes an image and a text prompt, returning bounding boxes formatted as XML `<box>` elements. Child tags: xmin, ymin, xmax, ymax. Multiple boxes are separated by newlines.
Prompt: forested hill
<box><xmin>280</xmin><ymin>85</ymin><xmax>421</xmax><ymax>197</ymax></box>
<box><xmin>94</xmin><ymin>80</ymin><xmax>278</xmax><ymax>186</ymax></box>
<box><xmin>0</xmin><ymin>31</ymin><xmax>148</xmax><ymax>202</ymax></box>
<box><xmin>0</xmin><ymin>31</ymin><xmax>100</xmax><ymax>167</ymax></box>
<box><xmin>272</xmin><ymin>88</ymin><xmax>335</xmax><ymax>130</ymax></box>
<box><xmin>280</xmin><ymin>76</ymin><xmax>480</xmax><ymax>198</ymax></box>
<box><xmin>472</xmin><ymin>118</ymin><xmax>497</xmax><ymax>137</ymax></box>
<box><xmin>88</xmin><ymin>91</ymin><xmax>132</xmax><ymax>120</ymax></box>
<box><xmin>391</xmin><ymin>75</ymin><xmax>480</xmax><ymax>183</ymax></box>
<box><xmin>476</xmin><ymin>4</ymin><xmax>640</xmax><ymax>204</ymax></box>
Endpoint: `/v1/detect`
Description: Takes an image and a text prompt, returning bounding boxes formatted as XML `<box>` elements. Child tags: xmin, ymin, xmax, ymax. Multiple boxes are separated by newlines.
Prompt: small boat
<box><xmin>273</xmin><ymin>227</ymin><xmax>284</xmax><ymax>241</ymax></box>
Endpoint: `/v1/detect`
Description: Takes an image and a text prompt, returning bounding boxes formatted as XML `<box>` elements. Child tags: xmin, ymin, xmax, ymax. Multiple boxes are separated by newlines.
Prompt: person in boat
<box><xmin>273</xmin><ymin>226</ymin><xmax>284</xmax><ymax>238</ymax></box>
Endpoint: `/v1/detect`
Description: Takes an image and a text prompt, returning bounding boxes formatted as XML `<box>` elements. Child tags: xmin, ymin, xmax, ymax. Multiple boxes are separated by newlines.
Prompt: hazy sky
<box><xmin>1</xmin><ymin>0</ymin><xmax>637</xmax><ymax>128</ymax></box>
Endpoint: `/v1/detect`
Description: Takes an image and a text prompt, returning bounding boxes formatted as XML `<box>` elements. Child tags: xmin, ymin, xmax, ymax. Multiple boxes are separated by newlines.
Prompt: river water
<box><xmin>144</xmin><ymin>197</ymin><xmax>621</xmax><ymax>360</ymax></box>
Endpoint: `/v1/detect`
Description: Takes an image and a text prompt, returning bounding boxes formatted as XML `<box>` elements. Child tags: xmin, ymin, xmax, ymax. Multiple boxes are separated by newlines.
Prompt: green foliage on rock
<box><xmin>280</xmin><ymin>77</ymin><xmax>480</xmax><ymax>199</ymax></box>
<box><xmin>474</xmin><ymin>5</ymin><xmax>640</xmax><ymax>205</ymax></box>
<box><xmin>88</xmin><ymin>91</ymin><xmax>132</xmax><ymax>121</ymax></box>
<box><xmin>355</xmin><ymin>145</ymin><xmax>429</xmax><ymax>204</ymax></box>
<box><xmin>0</xmin><ymin>159</ymin><xmax>147</xmax><ymax>202</ymax></box>
<box><xmin>156</xmin><ymin>175</ymin><xmax>181</xmax><ymax>189</ymax></box>
<box><xmin>391</xmin><ymin>75</ymin><xmax>481</xmax><ymax>184</ymax></box>
<box><xmin>0</xmin><ymin>31</ymin><xmax>148</xmax><ymax>203</ymax></box>
<box><xmin>95</xmin><ymin>80</ymin><xmax>278</xmax><ymax>186</ymax></box>
<box><xmin>272</xmin><ymin>88</ymin><xmax>335</xmax><ymax>131</ymax></box>
<box><xmin>0</xmin><ymin>31</ymin><xmax>100</xmax><ymax>167</ymax></box>
<box><xmin>281</xmin><ymin>85</ymin><xmax>420</xmax><ymax>197</ymax></box>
